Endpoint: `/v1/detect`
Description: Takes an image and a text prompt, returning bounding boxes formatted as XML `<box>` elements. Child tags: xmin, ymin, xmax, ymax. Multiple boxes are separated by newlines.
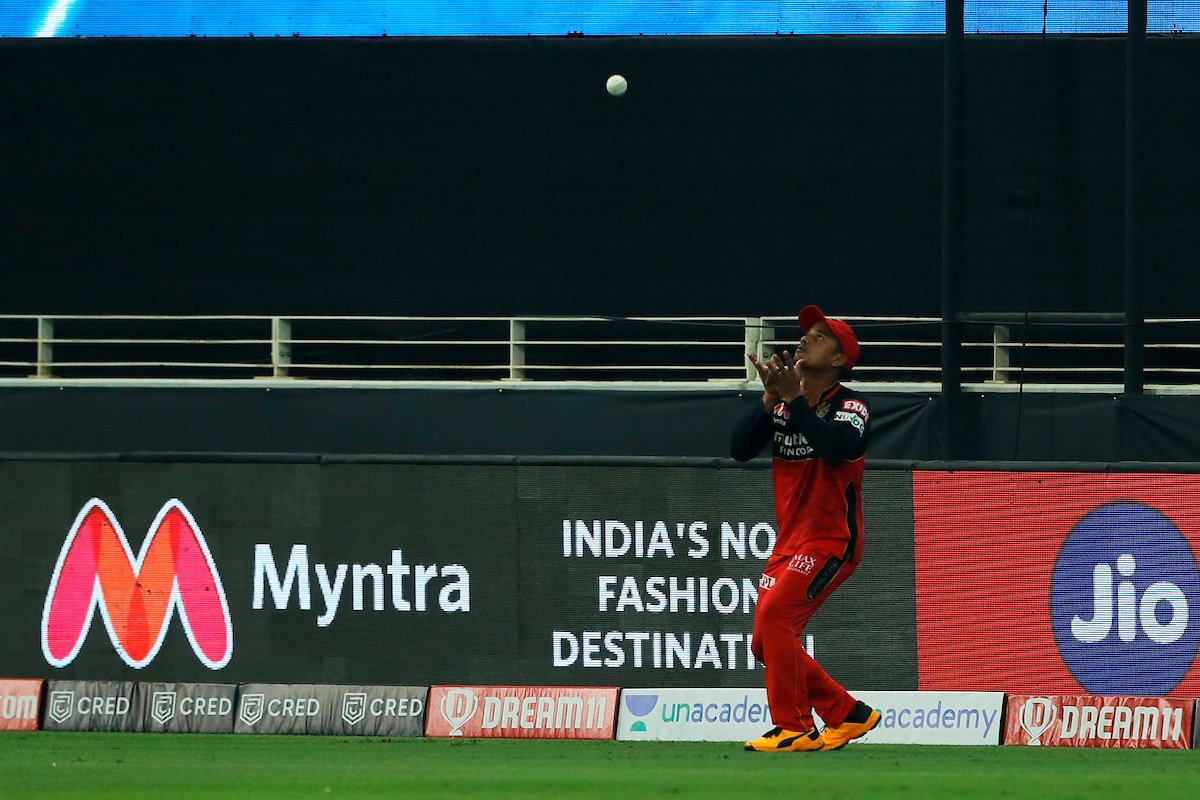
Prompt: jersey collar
<box><xmin>817</xmin><ymin>383</ymin><xmax>843</xmax><ymax>405</ymax></box>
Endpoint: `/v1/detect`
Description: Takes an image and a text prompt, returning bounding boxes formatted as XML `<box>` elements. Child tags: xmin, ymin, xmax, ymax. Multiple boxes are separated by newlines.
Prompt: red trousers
<box><xmin>751</xmin><ymin>548</ymin><xmax>858</xmax><ymax>732</ymax></box>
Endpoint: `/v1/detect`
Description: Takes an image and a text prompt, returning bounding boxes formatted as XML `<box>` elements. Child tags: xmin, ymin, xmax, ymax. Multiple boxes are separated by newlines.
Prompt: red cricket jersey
<box><xmin>732</xmin><ymin>383</ymin><xmax>870</xmax><ymax>562</ymax></box>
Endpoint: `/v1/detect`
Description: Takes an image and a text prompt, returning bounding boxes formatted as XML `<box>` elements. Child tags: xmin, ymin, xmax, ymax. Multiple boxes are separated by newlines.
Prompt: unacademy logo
<box><xmin>41</xmin><ymin>499</ymin><xmax>233</xmax><ymax>670</ymax></box>
<box><xmin>623</xmin><ymin>693</ymin><xmax>658</xmax><ymax>732</ymax></box>
<box><xmin>1051</xmin><ymin>502</ymin><xmax>1200</xmax><ymax>695</ymax></box>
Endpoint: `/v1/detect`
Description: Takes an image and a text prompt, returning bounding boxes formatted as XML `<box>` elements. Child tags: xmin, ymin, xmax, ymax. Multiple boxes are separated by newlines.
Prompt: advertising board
<box><xmin>141</xmin><ymin>682</ymin><xmax>236</xmax><ymax>734</ymax></box>
<box><xmin>0</xmin><ymin>678</ymin><xmax>42</xmax><ymax>732</ymax></box>
<box><xmin>914</xmin><ymin>472</ymin><xmax>1200</xmax><ymax>697</ymax></box>
<box><xmin>2</xmin><ymin>461</ymin><xmax>915</xmax><ymax>689</ymax></box>
<box><xmin>42</xmin><ymin>680</ymin><xmax>144</xmax><ymax>732</ymax></box>
<box><xmin>426</xmin><ymin>686</ymin><xmax>618</xmax><ymax>739</ymax></box>
<box><xmin>1004</xmin><ymin>694</ymin><xmax>1193</xmax><ymax>749</ymax></box>
<box><xmin>615</xmin><ymin>688</ymin><xmax>1003</xmax><ymax>745</ymax></box>
<box><xmin>234</xmin><ymin>683</ymin><xmax>426</xmax><ymax>736</ymax></box>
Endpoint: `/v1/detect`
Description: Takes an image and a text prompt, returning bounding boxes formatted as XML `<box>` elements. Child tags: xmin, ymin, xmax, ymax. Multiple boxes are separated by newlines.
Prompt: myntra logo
<box><xmin>41</xmin><ymin>499</ymin><xmax>233</xmax><ymax>669</ymax></box>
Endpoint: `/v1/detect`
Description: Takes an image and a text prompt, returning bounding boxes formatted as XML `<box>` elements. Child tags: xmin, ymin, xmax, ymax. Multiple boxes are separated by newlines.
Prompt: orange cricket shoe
<box><xmin>744</xmin><ymin>726</ymin><xmax>824</xmax><ymax>752</ymax></box>
<box><xmin>820</xmin><ymin>702</ymin><xmax>882</xmax><ymax>750</ymax></box>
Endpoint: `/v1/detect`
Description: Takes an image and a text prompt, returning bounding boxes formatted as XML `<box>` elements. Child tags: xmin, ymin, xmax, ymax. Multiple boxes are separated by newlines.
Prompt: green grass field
<box><xmin>3</xmin><ymin>733</ymin><xmax>1199</xmax><ymax>799</ymax></box>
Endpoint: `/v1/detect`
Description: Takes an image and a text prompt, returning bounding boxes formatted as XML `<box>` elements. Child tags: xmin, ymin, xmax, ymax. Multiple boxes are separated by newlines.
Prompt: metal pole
<box><xmin>744</xmin><ymin>317</ymin><xmax>763</xmax><ymax>382</ymax></box>
<box><xmin>35</xmin><ymin>317</ymin><xmax>54</xmax><ymax>378</ymax></box>
<box><xmin>509</xmin><ymin>318</ymin><xmax>527</xmax><ymax>381</ymax></box>
<box><xmin>942</xmin><ymin>0</ymin><xmax>964</xmax><ymax>397</ymax></box>
<box><xmin>1124</xmin><ymin>0</ymin><xmax>1147</xmax><ymax>394</ymax></box>
<box><xmin>271</xmin><ymin>317</ymin><xmax>292</xmax><ymax>378</ymax></box>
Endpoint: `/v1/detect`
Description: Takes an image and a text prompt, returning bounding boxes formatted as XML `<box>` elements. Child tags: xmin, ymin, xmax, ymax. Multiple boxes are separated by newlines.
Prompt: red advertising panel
<box><xmin>426</xmin><ymin>686</ymin><xmax>618</xmax><ymax>740</ymax></box>
<box><xmin>0</xmin><ymin>679</ymin><xmax>43</xmax><ymax>731</ymax></box>
<box><xmin>914</xmin><ymin>472</ymin><xmax>1200</xmax><ymax>697</ymax></box>
<box><xmin>1004</xmin><ymin>695</ymin><xmax>1192</xmax><ymax>749</ymax></box>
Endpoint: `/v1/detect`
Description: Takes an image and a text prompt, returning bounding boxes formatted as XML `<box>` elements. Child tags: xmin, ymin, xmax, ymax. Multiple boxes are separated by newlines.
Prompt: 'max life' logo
<box><xmin>1051</xmin><ymin>502</ymin><xmax>1200</xmax><ymax>695</ymax></box>
<box><xmin>41</xmin><ymin>499</ymin><xmax>233</xmax><ymax>670</ymax></box>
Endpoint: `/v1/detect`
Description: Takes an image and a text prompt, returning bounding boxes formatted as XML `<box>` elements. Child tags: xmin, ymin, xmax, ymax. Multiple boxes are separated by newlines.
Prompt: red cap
<box><xmin>798</xmin><ymin>305</ymin><xmax>860</xmax><ymax>373</ymax></box>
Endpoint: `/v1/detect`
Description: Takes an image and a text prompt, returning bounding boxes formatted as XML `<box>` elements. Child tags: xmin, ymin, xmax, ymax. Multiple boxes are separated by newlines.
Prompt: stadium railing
<box><xmin>1</xmin><ymin>314</ymin><xmax>1198</xmax><ymax>393</ymax></box>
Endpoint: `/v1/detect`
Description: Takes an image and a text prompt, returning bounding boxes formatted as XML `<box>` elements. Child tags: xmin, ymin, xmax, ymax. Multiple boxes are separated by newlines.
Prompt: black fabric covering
<box><xmin>2</xmin><ymin>386</ymin><xmax>1199</xmax><ymax>464</ymax></box>
<box><xmin>2</xmin><ymin>35</ymin><xmax>1197</xmax><ymax>318</ymax></box>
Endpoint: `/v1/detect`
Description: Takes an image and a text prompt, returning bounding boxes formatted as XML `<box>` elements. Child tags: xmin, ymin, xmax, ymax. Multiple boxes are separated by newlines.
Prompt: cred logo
<box><xmin>1051</xmin><ymin>503</ymin><xmax>1200</xmax><ymax>695</ymax></box>
<box><xmin>41</xmin><ymin>499</ymin><xmax>233</xmax><ymax>670</ymax></box>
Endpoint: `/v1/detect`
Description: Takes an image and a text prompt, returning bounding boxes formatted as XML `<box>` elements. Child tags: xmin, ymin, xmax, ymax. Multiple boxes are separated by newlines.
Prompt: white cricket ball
<box><xmin>606</xmin><ymin>74</ymin><xmax>628</xmax><ymax>97</ymax></box>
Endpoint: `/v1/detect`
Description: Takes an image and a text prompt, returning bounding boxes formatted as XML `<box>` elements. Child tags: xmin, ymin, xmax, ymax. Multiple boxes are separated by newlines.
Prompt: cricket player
<box><xmin>732</xmin><ymin>305</ymin><xmax>881</xmax><ymax>752</ymax></box>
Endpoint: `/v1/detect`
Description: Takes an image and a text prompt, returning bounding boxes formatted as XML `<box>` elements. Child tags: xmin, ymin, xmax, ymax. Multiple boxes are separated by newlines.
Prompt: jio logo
<box><xmin>1051</xmin><ymin>502</ymin><xmax>1200</xmax><ymax>695</ymax></box>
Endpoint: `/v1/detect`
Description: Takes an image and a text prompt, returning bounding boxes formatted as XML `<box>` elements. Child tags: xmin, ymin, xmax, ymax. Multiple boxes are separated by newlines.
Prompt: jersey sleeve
<box><xmin>730</xmin><ymin>403</ymin><xmax>774</xmax><ymax>462</ymax></box>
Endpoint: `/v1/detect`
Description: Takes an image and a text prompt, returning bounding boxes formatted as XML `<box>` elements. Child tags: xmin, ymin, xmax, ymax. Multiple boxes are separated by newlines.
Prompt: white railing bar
<box><xmin>997</xmin><ymin>342</ymin><xmax>1124</xmax><ymax>349</ymax></box>
<box><xmin>989</xmin><ymin>367</ymin><xmax>1125</xmax><ymax>373</ymax></box>
<box><xmin>0</xmin><ymin>314</ymin><xmax>283</xmax><ymax>323</ymax></box>
<box><xmin>849</xmin><ymin>366</ymin><xmax>1131</xmax><ymax>375</ymax></box>
<box><xmin>31</xmin><ymin>337</ymin><xmax>1159</xmax><ymax>350</ymax></box>
<box><xmin>0</xmin><ymin>314</ymin><xmax>516</xmax><ymax>322</ymax></box>
<box><xmin>520</xmin><ymin>340</ymin><xmax>745</xmax><ymax>347</ymax></box>
<box><xmin>287</xmin><ymin>339</ymin><xmax>747</xmax><ymax>347</ymax></box>
<box><xmin>40</xmin><ymin>338</ymin><xmax>271</xmax><ymax>346</ymax></box>
<box><xmin>848</xmin><ymin>367</ymin><xmax>951</xmax><ymax>373</ymax></box>
<box><xmin>764</xmin><ymin>341</ymin><xmax>1031</xmax><ymax>350</ymax></box>
<box><xmin>607</xmin><ymin>316</ymin><xmax>769</xmax><ymax>323</ymax></box>
<box><xmin>24</xmin><ymin>338</ymin><xmax>1191</xmax><ymax>350</ymax></box>
<box><xmin>0</xmin><ymin>314</ymin><xmax>759</xmax><ymax>323</ymax></box>
<box><xmin>761</xmin><ymin>315</ymin><xmax>942</xmax><ymax>323</ymax></box>
<box><xmin>7</xmin><ymin>314</ymin><xmax>893</xmax><ymax>324</ymax></box>
<box><xmin>43</xmin><ymin>362</ymin><xmax>268</xmax><ymax>369</ymax></box>
<box><xmin>3</xmin><ymin>312</ymin><xmax>1198</xmax><ymax>323</ymax></box>
<box><xmin>511</xmin><ymin>365</ymin><xmax>747</xmax><ymax>371</ymax></box>
<box><xmin>285</xmin><ymin>363</ymin><xmax>748</xmax><ymax>372</ymax></box>
<box><xmin>290</xmin><ymin>339</ymin><xmax>511</xmax><ymax>347</ymax></box>
<box><xmin>0</xmin><ymin>365</ymin><xmax>1065</xmax><ymax>375</ymax></box>
<box><xmin>763</xmin><ymin>340</ymin><xmax>948</xmax><ymax>348</ymax></box>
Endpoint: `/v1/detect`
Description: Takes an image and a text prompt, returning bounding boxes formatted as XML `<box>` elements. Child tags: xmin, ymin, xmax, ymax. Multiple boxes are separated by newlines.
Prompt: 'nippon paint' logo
<box><xmin>1051</xmin><ymin>503</ymin><xmax>1200</xmax><ymax>695</ymax></box>
<box><xmin>41</xmin><ymin>499</ymin><xmax>233</xmax><ymax>670</ymax></box>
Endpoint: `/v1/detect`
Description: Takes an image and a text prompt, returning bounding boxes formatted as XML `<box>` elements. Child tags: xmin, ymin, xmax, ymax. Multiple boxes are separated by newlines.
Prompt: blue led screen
<box><xmin>2</xmin><ymin>2</ymin><xmax>1198</xmax><ymax>38</ymax></box>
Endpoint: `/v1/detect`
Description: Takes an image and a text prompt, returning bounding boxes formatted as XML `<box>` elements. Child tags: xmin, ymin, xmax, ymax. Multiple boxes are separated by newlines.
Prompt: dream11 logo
<box><xmin>1051</xmin><ymin>502</ymin><xmax>1200</xmax><ymax>695</ymax></box>
<box><xmin>41</xmin><ymin>499</ymin><xmax>233</xmax><ymax>670</ymax></box>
